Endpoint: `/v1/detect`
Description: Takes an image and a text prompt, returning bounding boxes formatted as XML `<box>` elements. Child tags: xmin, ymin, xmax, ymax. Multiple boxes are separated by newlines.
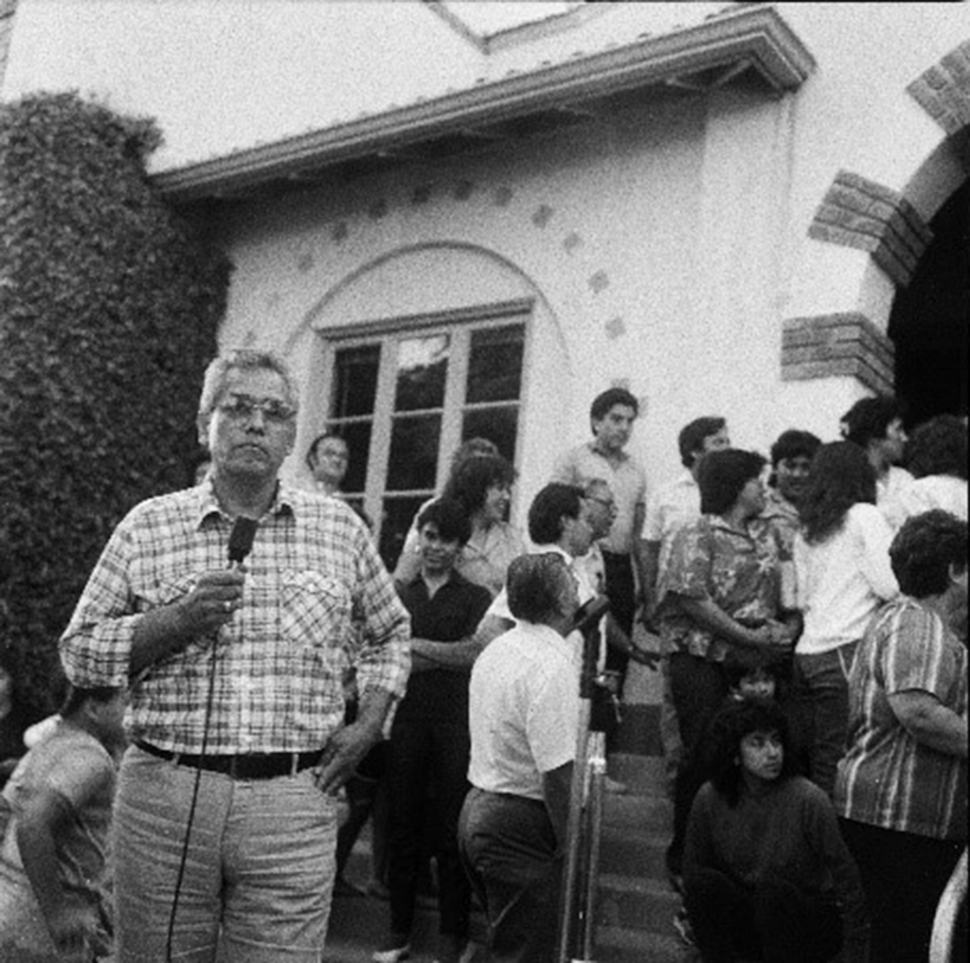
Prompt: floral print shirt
<box><xmin>658</xmin><ymin>514</ymin><xmax>782</xmax><ymax>661</ymax></box>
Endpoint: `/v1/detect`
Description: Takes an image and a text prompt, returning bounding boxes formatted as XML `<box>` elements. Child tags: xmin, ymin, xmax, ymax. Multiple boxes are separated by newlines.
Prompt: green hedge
<box><xmin>0</xmin><ymin>91</ymin><xmax>231</xmax><ymax>716</ymax></box>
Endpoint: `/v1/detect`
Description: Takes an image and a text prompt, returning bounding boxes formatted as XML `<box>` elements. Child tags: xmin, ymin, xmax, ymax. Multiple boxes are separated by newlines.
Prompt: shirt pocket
<box><xmin>280</xmin><ymin>569</ymin><xmax>350</xmax><ymax>649</ymax></box>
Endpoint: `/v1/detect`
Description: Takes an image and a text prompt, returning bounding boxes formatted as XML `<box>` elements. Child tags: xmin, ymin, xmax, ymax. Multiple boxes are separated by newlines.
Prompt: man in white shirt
<box><xmin>551</xmin><ymin>388</ymin><xmax>648</xmax><ymax>689</ymax></box>
<box><xmin>840</xmin><ymin>396</ymin><xmax>913</xmax><ymax>530</ymax></box>
<box><xmin>458</xmin><ymin>553</ymin><xmax>580</xmax><ymax>963</ymax></box>
<box><xmin>642</xmin><ymin>417</ymin><xmax>731</xmax><ymax>624</ymax></box>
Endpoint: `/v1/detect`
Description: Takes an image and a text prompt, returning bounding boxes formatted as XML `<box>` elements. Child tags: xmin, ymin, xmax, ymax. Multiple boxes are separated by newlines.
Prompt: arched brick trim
<box><xmin>907</xmin><ymin>39</ymin><xmax>970</xmax><ymax>137</ymax></box>
<box><xmin>782</xmin><ymin>313</ymin><xmax>894</xmax><ymax>395</ymax></box>
<box><xmin>808</xmin><ymin>170</ymin><xmax>933</xmax><ymax>288</ymax></box>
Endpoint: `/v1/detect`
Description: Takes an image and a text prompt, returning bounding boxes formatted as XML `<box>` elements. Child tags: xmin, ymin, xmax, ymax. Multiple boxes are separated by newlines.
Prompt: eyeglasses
<box><xmin>217</xmin><ymin>394</ymin><xmax>296</xmax><ymax>424</ymax></box>
<box><xmin>586</xmin><ymin>496</ymin><xmax>617</xmax><ymax>512</ymax></box>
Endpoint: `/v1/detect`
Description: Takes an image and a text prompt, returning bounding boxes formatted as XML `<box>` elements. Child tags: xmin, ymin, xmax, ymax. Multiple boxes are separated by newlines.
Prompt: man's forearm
<box><xmin>353</xmin><ymin>687</ymin><xmax>395</xmax><ymax>742</ymax></box>
<box><xmin>129</xmin><ymin>602</ymin><xmax>195</xmax><ymax>675</ymax></box>
<box><xmin>410</xmin><ymin>637</ymin><xmax>479</xmax><ymax>670</ymax></box>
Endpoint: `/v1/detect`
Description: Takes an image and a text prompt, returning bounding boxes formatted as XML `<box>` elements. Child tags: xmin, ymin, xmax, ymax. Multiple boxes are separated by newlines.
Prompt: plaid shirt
<box><xmin>60</xmin><ymin>480</ymin><xmax>411</xmax><ymax>755</ymax></box>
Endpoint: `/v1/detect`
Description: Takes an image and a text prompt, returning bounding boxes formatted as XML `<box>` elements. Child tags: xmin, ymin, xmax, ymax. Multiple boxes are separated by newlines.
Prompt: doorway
<box><xmin>889</xmin><ymin>178</ymin><xmax>969</xmax><ymax>426</ymax></box>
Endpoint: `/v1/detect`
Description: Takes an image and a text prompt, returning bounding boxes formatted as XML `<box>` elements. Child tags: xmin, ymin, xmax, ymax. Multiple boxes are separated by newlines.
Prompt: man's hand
<box><xmin>764</xmin><ymin>618</ymin><xmax>797</xmax><ymax>652</ymax></box>
<box><xmin>130</xmin><ymin>569</ymin><xmax>246</xmax><ymax>674</ymax></box>
<box><xmin>313</xmin><ymin>720</ymin><xmax>381</xmax><ymax>795</ymax></box>
<box><xmin>174</xmin><ymin>570</ymin><xmax>246</xmax><ymax>638</ymax></box>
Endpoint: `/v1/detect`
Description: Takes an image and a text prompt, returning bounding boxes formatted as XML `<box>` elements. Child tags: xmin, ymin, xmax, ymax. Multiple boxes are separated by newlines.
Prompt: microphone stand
<box><xmin>556</xmin><ymin>600</ymin><xmax>614</xmax><ymax>963</ymax></box>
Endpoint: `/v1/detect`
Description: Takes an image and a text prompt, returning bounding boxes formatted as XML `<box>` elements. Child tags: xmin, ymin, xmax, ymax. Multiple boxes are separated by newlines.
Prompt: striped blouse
<box><xmin>835</xmin><ymin>596</ymin><xmax>967</xmax><ymax>840</ymax></box>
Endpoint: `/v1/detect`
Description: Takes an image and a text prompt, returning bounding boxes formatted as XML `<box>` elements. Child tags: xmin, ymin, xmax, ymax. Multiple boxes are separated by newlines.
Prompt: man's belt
<box><xmin>135</xmin><ymin>739</ymin><xmax>321</xmax><ymax>780</ymax></box>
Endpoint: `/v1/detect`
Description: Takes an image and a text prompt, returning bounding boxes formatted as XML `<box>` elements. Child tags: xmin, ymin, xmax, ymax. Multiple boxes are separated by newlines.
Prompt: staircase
<box><xmin>595</xmin><ymin>751</ymin><xmax>694</xmax><ymax>962</ymax></box>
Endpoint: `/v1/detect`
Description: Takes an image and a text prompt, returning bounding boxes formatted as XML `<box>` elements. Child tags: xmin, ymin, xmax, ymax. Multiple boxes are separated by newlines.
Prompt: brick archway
<box><xmin>782</xmin><ymin>39</ymin><xmax>970</xmax><ymax>400</ymax></box>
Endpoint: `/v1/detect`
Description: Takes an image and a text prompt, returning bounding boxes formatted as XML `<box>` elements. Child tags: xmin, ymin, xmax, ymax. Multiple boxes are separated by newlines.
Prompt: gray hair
<box><xmin>198</xmin><ymin>349</ymin><xmax>299</xmax><ymax>419</ymax></box>
<box><xmin>506</xmin><ymin>553</ymin><xmax>574</xmax><ymax>624</ymax></box>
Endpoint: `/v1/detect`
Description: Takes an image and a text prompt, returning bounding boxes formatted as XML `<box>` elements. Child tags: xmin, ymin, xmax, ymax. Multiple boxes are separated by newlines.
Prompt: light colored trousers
<box><xmin>114</xmin><ymin>744</ymin><xmax>337</xmax><ymax>963</ymax></box>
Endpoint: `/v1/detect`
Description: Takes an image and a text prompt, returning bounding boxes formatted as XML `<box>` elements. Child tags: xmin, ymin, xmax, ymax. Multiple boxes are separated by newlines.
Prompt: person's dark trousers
<box><xmin>386</xmin><ymin>715</ymin><xmax>471</xmax><ymax>942</ymax></box>
<box><xmin>600</xmin><ymin>549</ymin><xmax>636</xmax><ymax>676</ymax></box>
<box><xmin>684</xmin><ymin>867</ymin><xmax>843</xmax><ymax>963</ymax></box>
<box><xmin>839</xmin><ymin>817</ymin><xmax>963</xmax><ymax>963</ymax></box>
<box><xmin>666</xmin><ymin>653</ymin><xmax>728</xmax><ymax>877</ymax></box>
<box><xmin>336</xmin><ymin>741</ymin><xmax>386</xmax><ymax>878</ymax></box>
<box><xmin>458</xmin><ymin>788</ymin><xmax>561</xmax><ymax>963</ymax></box>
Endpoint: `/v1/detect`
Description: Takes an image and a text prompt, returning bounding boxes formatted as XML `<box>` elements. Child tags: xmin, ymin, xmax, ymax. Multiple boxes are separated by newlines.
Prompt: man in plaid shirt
<box><xmin>60</xmin><ymin>348</ymin><xmax>410</xmax><ymax>962</ymax></box>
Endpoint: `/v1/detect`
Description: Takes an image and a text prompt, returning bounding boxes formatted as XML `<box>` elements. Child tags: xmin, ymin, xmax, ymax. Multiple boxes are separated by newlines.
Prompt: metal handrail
<box><xmin>929</xmin><ymin>847</ymin><xmax>967</xmax><ymax>963</ymax></box>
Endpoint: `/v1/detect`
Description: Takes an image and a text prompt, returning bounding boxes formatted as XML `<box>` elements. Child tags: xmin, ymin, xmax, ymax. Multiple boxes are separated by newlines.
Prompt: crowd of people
<box><xmin>0</xmin><ymin>349</ymin><xmax>965</xmax><ymax>963</ymax></box>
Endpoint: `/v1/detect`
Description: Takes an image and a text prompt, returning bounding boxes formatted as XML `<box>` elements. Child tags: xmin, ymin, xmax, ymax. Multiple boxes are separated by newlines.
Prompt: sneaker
<box><xmin>605</xmin><ymin>776</ymin><xmax>629</xmax><ymax>794</ymax></box>
<box><xmin>372</xmin><ymin>936</ymin><xmax>411</xmax><ymax>963</ymax></box>
<box><xmin>672</xmin><ymin>906</ymin><xmax>696</xmax><ymax>948</ymax></box>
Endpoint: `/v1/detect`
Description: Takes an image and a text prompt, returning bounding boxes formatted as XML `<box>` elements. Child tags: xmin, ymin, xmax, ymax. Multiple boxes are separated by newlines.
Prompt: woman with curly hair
<box><xmin>683</xmin><ymin>699</ymin><xmax>869</xmax><ymax>963</ymax></box>
<box><xmin>793</xmin><ymin>441</ymin><xmax>899</xmax><ymax>796</ymax></box>
<box><xmin>835</xmin><ymin>510</ymin><xmax>967</xmax><ymax>963</ymax></box>
<box><xmin>892</xmin><ymin>413</ymin><xmax>968</xmax><ymax>525</ymax></box>
<box><xmin>435</xmin><ymin>453</ymin><xmax>526</xmax><ymax>597</ymax></box>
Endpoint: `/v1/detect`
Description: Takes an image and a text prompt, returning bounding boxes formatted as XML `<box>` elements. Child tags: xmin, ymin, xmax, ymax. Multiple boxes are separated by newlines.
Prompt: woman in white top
<box><xmin>793</xmin><ymin>441</ymin><xmax>899</xmax><ymax>796</ymax></box>
<box><xmin>892</xmin><ymin>413</ymin><xmax>968</xmax><ymax>525</ymax></box>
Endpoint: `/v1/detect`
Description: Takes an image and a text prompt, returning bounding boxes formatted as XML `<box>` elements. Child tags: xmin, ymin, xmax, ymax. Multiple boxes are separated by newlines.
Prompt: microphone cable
<box><xmin>165</xmin><ymin>517</ymin><xmax>257</xmax><ymax>962</ymax></box>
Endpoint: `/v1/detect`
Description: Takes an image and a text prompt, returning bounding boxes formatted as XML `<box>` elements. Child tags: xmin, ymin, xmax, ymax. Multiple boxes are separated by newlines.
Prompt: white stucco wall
<box><xmin>215</xmin><ymin>88</ymin><xmax>813</xmax><ymax>502</ymax></box>
<box><xmin>4</xmin><ymin>2</ymin><xmax>966</xmax><ymax>506</ymax></box>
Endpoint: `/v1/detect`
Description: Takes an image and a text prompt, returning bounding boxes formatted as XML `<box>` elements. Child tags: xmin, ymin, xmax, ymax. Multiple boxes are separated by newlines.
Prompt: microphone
<box><xmin>227</xmin><ymin>516</ymin><xmax>258</xmax><ymax>569</ymax></box>
<box><xmin>572</xmin><ymin>595</ymin><xmax>610</xmax><ymax>636</ymax></box>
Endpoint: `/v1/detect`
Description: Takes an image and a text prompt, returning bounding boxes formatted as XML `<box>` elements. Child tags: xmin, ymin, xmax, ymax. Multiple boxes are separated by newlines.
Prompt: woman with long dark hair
<box><xmin>436</xmin><ymin>453</ymin><xmax>525</xmax><ymax>597</ymax></box>
<box><xmin>793</xmin><ymin>441</ymin><xmax>898</xmax><ymax>796</ymax></box>
<box><xmin>683</xmin><ymin>699</ymin><xmax>868</xmax><ymax>963</ymax></box>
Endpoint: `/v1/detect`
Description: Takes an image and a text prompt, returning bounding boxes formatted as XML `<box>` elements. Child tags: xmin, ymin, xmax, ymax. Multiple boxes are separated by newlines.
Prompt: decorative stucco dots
<box><xmin>454</xmin><ymin>180</ymin><xmax>474</xmax><ymax>200</ymax></box>
<box><xmin>605</xmin><ymin>316</ymin><xmax>626</xmax><ymax>339</ymax></box>
<box><xmin>331</xmin><ymin>222</ymin><xmax>349</xmax><ymax>243</ymax></box>
<box><xmin>563</xmin><ymin>232</ymin><xmax>583</xmax><ymax>254</ymax></box>
<box><xmin>531</xmin><ymin>205</ymin><xmax>554</xmax><ymax>228</ymax></box>
<box><xmin>493</xmin><ymin>186</ymin><xmax>514</xmax><ymax>207</ymax></box>
<box><xmin>412</xmin><ymin>184</ymin><xmax>432</xmax><ymax>205</ymax></box>
<box><xmin>588</xmin><ymin>270</ymin><xmax>609</xmax><ymax>294</ymax></box>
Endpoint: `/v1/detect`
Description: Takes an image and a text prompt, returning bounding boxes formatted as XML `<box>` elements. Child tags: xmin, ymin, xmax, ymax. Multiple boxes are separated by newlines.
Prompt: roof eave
<box><xmin>153</xmin><ymin>5</ymin><xmax>814</xmax><ymax>203</ymax></box>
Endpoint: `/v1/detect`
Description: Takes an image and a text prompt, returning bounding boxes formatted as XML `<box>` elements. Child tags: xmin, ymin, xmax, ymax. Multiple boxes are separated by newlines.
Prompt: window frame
<box><xmin>314</xmin><ymin>296</ymin><xmax>534</xmax><ymax>550</ymax></box>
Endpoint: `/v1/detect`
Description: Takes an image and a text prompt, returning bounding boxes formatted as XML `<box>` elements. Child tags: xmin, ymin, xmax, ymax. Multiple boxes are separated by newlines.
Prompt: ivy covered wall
<box><xmin>0</xmin><ymin>92</ymin><xmax>231</xmax><ymax>715</ymax></box>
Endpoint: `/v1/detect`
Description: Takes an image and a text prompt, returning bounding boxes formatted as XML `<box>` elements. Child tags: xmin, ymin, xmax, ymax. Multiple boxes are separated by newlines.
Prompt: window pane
<box><xmin>333</xmin><ymin>344</ymin><xmax>380</xmax><ymax>417</ymax></box>
<box><xmin>386</xmin><ymin>414</ymin><xmax>440</xmax><ymax>491</ymax></box>
<box><xmin>462</xmin><ymin>406</ymin><xmax>518</xmax><ymax>464</ymax></box>
<box><xmin>395</xmin><ymin>334</ymin><xmax>449</xmax><ymax>412</ymax></box>
<box><xmin>379</xmin><ymin>495</ymin><xmax>428</xmax><ymax>571</ymax></box>
<box><xmin>466</xmin><ymin>324</ymin><xmax>524</xmax><ymax>404</ymax></box>
<box><xmin>335</xmin><ymin>421</ymin><xmax>371</xmax><ymax>494</ymax></box>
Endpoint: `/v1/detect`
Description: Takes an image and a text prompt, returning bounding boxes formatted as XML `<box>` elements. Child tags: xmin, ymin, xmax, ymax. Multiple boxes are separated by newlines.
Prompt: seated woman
<box><xmin>658</xmin><ymin>449</ymin><xmax>798</xmax><ymax>884</ymax></box>
<box><xmin>684</xmin><ymin>699</ymin><xmax>869</xmax><ymax>963</ymax></box>
<box><xmin>835</xmin><ymin>509</ymin><xmax>967</xmax><ymax>963</ymax></box>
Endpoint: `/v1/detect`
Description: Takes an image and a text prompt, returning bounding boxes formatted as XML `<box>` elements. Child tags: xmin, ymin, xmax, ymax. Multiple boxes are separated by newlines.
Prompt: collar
<box><xmin>706</xmin><ymin>513</ymin><xmax>757</xmax><ymax>539</ymax></box>
<box><xmin>193</xmin><ymin>475</ymin><xmax>296</xmax><ymax>530</ymax></box>
<box><xmin>531</xmin><ymin>542</ymin><xmax>574</xmax><ymax>562</ymax></box>
<box><xmin>587</xmin><ymin>440</ymin><xmax>629</xmax><ymax>464</ymax></box>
